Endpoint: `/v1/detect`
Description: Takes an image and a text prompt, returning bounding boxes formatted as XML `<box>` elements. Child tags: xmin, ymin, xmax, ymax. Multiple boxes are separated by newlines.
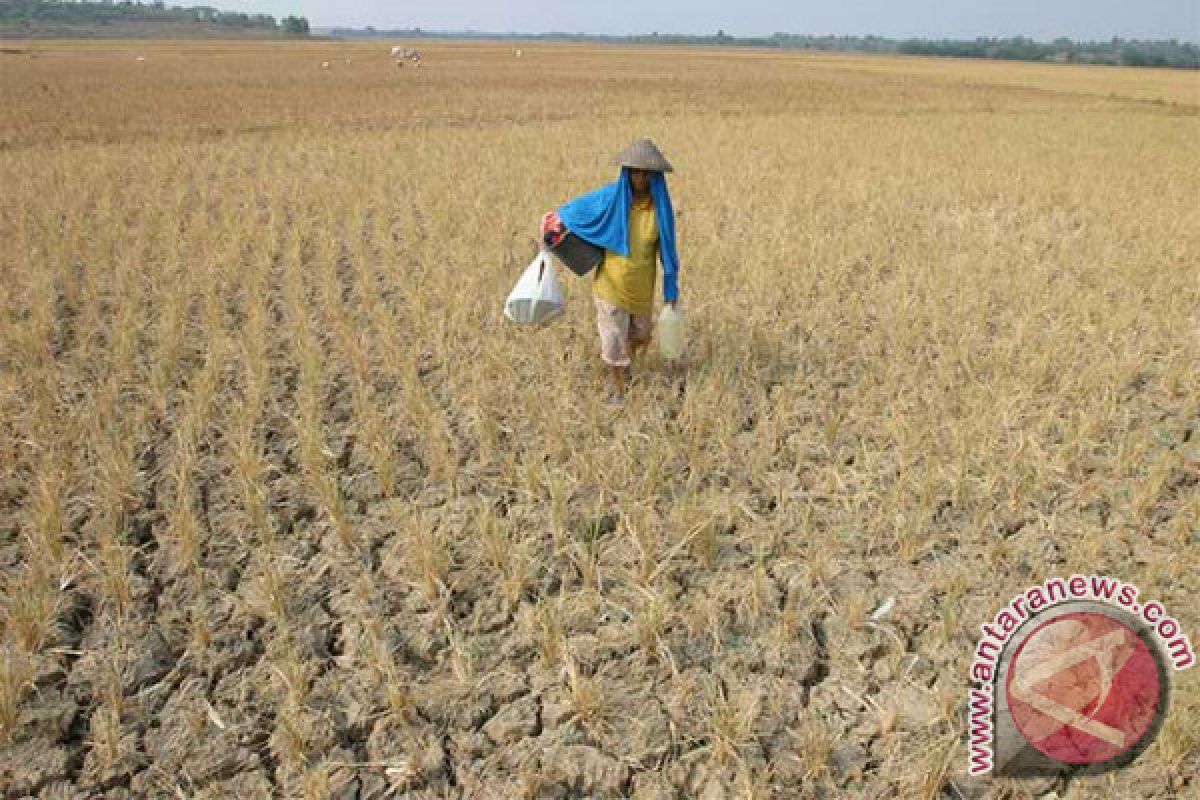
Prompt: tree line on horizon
<box><xmin>337</xmin><ymin>27</ymin><xmax>1199</xmax><ymax>69</ymax></box>
<box><xmin>0</xmin><ymin>0</ymin><xmax>310</xmax><ymax>36</ymax></box>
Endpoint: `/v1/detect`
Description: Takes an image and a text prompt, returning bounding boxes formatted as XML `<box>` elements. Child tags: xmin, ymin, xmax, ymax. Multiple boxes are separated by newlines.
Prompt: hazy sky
<box><xmin>214</xmin><ymin>0</ymin><xmax>1199</xmax><ymax>42</ymax></box>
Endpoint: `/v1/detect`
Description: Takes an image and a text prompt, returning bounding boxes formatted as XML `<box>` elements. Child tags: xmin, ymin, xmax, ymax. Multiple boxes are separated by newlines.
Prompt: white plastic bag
<box><xmin>504</xmin><ymin>251</ymin><xmax>565</xmax><ymax>326</ymax></box>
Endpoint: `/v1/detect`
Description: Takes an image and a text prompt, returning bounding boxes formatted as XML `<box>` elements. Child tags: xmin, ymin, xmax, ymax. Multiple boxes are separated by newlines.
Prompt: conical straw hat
<box><xmin>610</xmin><ymin>138</ymin><xmax>674</xmax><ymax>173</ymax></box>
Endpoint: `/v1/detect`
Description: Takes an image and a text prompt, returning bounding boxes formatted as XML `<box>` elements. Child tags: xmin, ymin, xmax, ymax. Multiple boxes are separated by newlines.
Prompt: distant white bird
<box><xmin>136</xmin><ymin>55</ymin><xmax>146</xmax><ymax>62</ymax></box>
<box><xmin>515</xmin><ymin>49</ymin><xmax>523</xmax><ymax>58</ymax></box>
<box><xmin>320</xmin><ymin>61</ymin><xmax>330</xmax><ymax>69</ymax></box>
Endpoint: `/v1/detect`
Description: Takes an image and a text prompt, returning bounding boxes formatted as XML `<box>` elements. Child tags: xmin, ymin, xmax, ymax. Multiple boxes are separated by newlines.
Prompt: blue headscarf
<box><xmin>557</xmin><ymin>167</ymin><xmax>680</xmax><ymax>303</ymax></box>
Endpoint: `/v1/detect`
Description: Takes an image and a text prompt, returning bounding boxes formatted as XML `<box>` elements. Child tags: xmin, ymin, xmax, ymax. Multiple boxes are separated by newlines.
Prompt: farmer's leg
<box><xmin>628</xmin><ymin>313</ymin><xmax>654</xmax><ymax>365</ymax></box>
<box><xmin>595</xmin><ymin>296</ymin><xmax>632</xmax><ymax>403</ymax></box>
<box><xmin>611</xmin><ymin>364</ymin><xmax>627</xmax><ymax>397</ymax></box>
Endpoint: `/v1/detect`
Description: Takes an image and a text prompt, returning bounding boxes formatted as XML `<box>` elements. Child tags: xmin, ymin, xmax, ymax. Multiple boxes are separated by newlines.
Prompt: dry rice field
<box><xmin>0</xmin><ymin>39</ymin><xmax>1198</xmax><ymax>799</ymax></box>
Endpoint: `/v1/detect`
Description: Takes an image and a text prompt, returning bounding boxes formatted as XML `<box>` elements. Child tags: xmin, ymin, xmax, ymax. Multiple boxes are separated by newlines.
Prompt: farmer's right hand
<box><xmin>540</xmin><ymin>210</ymin><xmax>564</xmax><ymax>236</ymax></box>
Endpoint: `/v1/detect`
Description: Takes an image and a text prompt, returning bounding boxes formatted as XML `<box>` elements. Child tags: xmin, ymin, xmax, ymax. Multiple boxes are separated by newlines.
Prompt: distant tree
<box><xmin>281</xmin><ymin>15</ymin><xmax>308</xmax><ymax>35</ymax></box>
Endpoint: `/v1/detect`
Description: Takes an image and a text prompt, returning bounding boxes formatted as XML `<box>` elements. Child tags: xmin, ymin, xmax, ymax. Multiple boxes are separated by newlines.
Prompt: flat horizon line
<box><xmin>312</xmin><ymin>27</ymin><xmax>1200</xmax><ymax>46</ymax></box>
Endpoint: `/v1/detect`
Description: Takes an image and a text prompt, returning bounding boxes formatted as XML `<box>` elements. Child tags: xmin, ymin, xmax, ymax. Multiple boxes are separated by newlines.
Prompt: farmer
<box><xmin>541</xmin><ymin>138</ymin><xmax>681</xmax><ymax>406</ymax></box>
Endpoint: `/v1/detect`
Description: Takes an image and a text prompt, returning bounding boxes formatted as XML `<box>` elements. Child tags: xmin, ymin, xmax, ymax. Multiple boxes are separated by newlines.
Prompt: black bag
<box><xmin>547</xmin><ymin>230</ymin><xmax>604</xmax><ymax>277</ymax></box>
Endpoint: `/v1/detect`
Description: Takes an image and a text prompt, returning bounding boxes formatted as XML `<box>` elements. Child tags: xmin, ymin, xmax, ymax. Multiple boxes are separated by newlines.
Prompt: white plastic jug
<box><xmin>504</xmin><ymin>252</ymin><xmax>565</xmax><ymax>326</ymax></box>
<box><xmin>658</xmin><ymin>305</ymin><xmax>687</xmax><ymax>360</ymax></box>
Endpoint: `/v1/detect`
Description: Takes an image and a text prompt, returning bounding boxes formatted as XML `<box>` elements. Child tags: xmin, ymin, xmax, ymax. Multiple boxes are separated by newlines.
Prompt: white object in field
<box><xmin>136</xmin><ymin>56</ymin><xmax>146</xmax><ymax>62</ymax></box>
<box><xmin>504</xmin><ymin>252</ymin><xmax>565</xmax><ymax>326</ymax></box>
<box><xmin>321</xmin><ymin>61</ymin><xmax>330</xmax><ymax>69</ymax></box>
<box><xmin>658</xmin><ymin>305</ymin><xmax>687</xmax><ymax>360</ymax></box>
<box><xmin>515</xmin><ymin>49</ymin><xmax>523</xmax><ymax>57</ymax></box>
<box><xmin>869</xmin><ymin>597</ymin><xmax>895</xmax><ymax>622</ymax></box>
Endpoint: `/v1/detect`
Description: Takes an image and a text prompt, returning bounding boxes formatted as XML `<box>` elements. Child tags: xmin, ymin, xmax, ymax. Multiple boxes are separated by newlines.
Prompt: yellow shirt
<box><xmin>593</xmin><ymin>197</ymin><xmax>659</xmax><ymax>316</ymax></box>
